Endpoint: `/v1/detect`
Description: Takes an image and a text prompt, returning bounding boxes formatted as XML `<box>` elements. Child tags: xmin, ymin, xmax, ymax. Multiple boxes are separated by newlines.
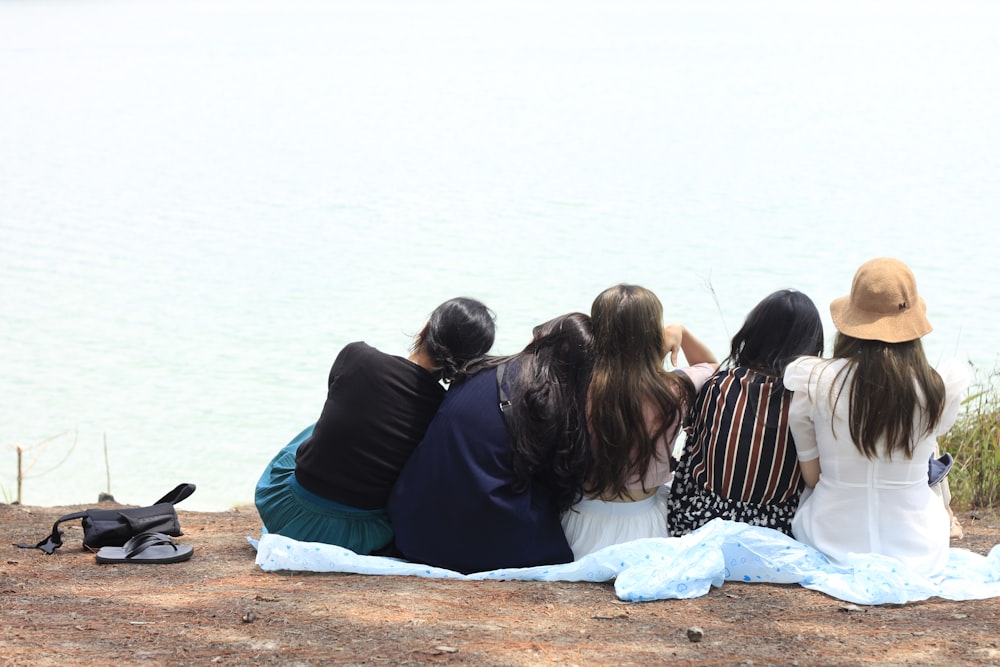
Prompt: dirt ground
<box><xmin>2</xmin><ymin>504</ymin><xmax>999</xmax><ymax>667</ymax></box>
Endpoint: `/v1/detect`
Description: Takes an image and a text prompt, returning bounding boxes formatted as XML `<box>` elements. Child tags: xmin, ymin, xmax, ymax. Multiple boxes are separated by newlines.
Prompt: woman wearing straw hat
<box><xmin>783</xmin><ymin>258</ymin><xmax>970</xmax><ymax>576</ymax></box>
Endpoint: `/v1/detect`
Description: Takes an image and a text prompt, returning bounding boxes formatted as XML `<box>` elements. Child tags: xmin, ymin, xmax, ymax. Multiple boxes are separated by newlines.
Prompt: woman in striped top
<box><xmin>667</xmin><ymin>289</ymin><xmax>824</xmax><ymax>536</ymax></box>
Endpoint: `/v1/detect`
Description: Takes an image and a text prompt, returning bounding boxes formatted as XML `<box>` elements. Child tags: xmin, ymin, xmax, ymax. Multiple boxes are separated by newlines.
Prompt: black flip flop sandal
<box><xmin>95</xmin><ymin>531</ymin><xmax>194</xmax><ymax>564</ymax></box>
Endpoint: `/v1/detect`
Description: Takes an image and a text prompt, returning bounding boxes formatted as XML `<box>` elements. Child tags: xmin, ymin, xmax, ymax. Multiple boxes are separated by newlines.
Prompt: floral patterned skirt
<box><xmin>666</xmin><ymin>457</ymin><xmax>800</xmax><ymax>537</ymax></box>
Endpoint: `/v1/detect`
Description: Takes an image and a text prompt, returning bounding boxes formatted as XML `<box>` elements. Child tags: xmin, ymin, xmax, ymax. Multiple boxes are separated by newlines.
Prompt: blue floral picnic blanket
<box><xmin>252</xmin><ymin>518</ymin><xmax>1000</xmax><ymax>606</ymax></box>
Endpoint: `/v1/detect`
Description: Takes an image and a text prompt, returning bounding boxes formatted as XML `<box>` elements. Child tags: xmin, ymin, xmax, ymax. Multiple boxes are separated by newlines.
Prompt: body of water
<box><xmin>1</xmin><ymin>0</ymin><xmax>997</xmax><ymax>510</ymax></box>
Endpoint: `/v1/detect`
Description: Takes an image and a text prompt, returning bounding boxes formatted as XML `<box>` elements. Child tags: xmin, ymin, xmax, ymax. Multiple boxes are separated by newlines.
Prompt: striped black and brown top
<box><xmin>684</xmin><ymin>366</ymin><xmax>802</xmax><ymax>505</ymax></box>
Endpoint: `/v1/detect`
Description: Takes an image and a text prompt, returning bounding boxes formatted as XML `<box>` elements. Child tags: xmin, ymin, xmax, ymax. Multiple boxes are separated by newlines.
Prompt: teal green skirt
<box><xmin>254</xmin><ymin>424</ymin><xmax>394</xmax><ymax>555</ymax></box>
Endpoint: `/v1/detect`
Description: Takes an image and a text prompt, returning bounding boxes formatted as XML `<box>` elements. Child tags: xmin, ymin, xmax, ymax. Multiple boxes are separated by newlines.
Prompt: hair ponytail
<box><xmin>415</xmin><ymin>297</ymin><xmax>497</xmax><ymax>383</ymax></box>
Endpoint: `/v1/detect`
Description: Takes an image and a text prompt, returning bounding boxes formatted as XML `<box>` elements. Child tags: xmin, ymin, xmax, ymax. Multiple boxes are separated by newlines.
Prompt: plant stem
<box><xmin>103</xmin><ymin>433</ymin><xmax>111</xmax><ymax>495</ymax></box>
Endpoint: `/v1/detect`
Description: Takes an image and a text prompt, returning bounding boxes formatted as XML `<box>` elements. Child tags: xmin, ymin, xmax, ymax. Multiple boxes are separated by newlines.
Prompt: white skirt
<box><xmin>561</xmin><ymin>486</ymin><xmax>670</xmax><ymax>560</ymax></box>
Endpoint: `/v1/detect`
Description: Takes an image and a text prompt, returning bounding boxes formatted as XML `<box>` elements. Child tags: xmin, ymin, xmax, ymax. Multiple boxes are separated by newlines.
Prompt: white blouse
<box><xmin>783</xmin><ymin>356</ymin><xmax>970</xmax><ymax>576</ymax></box>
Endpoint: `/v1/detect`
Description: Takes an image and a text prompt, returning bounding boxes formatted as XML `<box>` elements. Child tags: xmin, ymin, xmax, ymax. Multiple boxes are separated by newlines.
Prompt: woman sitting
<box><xmin>561</xmin><ymin>284</ymin><xmax>718</xmax><ymax>559</ymax></box>
<box><xmin>254</xmin><ymin>297</ymin><xmax>496</xmax><ymax>555</ymax></box>
<box><xmin>387</xmin><ymin>313</ymin><xmax>594</xmax><ymax>574</ymax></box>
<box><xmin>785</xmin><ymin>258</ymin><xmax>970</xmax><ymax>575</ymax></box>
<box><xmin>668</xmin><ymin>289</ymin><xmax>824</xmax><ymax>536</ymax></box>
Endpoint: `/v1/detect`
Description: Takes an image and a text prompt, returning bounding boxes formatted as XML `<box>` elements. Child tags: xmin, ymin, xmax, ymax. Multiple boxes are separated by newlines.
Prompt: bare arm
<box><xmin>663</xmin><ymin>323</ymin><xmax>718</xmax><ymax>368</ymax></box>
<box><xmin>787</xmin><ymin>389</ymin><xmax>820</xmax><ymax>488</ymax></box>
<box><xmin>798</xmin><ymin>458</ymin><xmax>820</xmax><ymax>488</ymax></box>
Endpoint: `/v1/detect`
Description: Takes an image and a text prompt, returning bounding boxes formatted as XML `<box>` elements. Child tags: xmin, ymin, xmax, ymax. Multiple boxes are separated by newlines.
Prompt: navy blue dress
<box><xmin>386</xmin><ymin>366</ymin><xmax>574</xmax><ymax>574</ymax></box>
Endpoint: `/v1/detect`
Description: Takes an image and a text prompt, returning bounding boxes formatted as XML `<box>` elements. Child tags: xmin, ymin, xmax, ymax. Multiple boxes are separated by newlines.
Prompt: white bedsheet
<box><xmin>251</xmin><ymin>518</ymin><xmax>1000</xmax><ymax>606</ymax></box>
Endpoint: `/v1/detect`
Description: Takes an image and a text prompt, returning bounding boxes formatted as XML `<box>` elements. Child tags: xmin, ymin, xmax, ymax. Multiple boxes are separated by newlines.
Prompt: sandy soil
<box><xmin>2</xmin><ymin>503</ymin><xmax>999</xmax><ymax>666</ymax></box>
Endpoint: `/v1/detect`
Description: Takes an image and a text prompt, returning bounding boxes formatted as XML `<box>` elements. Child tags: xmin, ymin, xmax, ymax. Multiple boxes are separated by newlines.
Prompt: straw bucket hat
<box><xmin>830</xmin><ymin>257</ymin><xmax>932</xmax><ymax>343</ymax></box>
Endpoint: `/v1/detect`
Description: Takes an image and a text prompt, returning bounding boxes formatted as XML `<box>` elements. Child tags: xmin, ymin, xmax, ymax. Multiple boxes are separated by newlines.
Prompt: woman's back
<box><xmin>562</xmin><ymin>285</ymin><xmax>718</xmax><ymax>559</ymax></box>
<box><xmin>388</xmin><ymin>312</ymin><xmax>594</xmax><ymax>573</ymax></box>
<box><xmin>254</xmin><ymin>296</ymin><xmax>496</xmax><ymax>555</ymax></box>
<box><xmin>667</xmin><ymin>289</ymin><xmax>823</xmax><ymax>537</ymax></box>
<box><xmin>387</xmin><ymin>366</ymin><xmax>575</xmax><ymax>573</ymax></box>
<box><xmin>668</xmin><ymin>366</ymin><xmax>803</xmax><ymax>535</ymax></box>
<box><xmin>785</xmin><ymin>355</ymin><xmax>969</xmax><ymax>574</ymax></box>
<box><xmin>294</xmin><ymin>342</ymin><xmax>446</xmax><ymax>509</ymax></box>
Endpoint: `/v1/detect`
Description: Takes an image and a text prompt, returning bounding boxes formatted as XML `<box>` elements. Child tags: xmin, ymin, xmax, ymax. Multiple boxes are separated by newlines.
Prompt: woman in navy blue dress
<box><xmin>387</xmin><ymin>313</ymin><xmax>594</xmax><ymax>574</ymax></box>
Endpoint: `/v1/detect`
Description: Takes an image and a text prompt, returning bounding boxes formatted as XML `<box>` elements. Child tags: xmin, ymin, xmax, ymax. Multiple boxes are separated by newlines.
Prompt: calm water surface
<box><xmin>1</xmin><ymin>0</ymin><xmax>998</xmax><ymax>509</ymax></box>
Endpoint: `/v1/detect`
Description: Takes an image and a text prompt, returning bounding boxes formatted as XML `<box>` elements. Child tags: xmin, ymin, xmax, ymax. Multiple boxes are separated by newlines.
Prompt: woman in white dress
<box><xmin>784</xmin><ymin>257</ymin><xmax>969</xmax><ymax>576</ymax></box>
<box><xmin>561</xmin><ymin>284</ymin><xmax>718</xmax><ymax>559</ymax></box>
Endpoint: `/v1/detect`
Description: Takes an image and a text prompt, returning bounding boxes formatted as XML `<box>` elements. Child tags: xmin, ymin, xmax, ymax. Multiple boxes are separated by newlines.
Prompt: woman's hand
<box><xmin>663</xmin><ymin>323</ymin><xmax>718</xmax><ymax>369</ymax></box>
<box><xmin>662</xmin><ymin>323</ymin><xmax>684</xmax><ymax>366</ymax></box>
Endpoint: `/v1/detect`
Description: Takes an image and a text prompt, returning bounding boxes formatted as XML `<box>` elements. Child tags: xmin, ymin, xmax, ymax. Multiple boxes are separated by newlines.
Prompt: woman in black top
<box><xmin>254</xmin><ymin>297</ymin><xmax>495</xmax><ymax>554</ymax></box>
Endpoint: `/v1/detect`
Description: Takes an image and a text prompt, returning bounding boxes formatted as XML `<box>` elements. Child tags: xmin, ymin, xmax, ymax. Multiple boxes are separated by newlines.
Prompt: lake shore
<box><xmin>3</xmin><ymin>503</ymin><xmax>999</xmax><ymax>666</ymax></box>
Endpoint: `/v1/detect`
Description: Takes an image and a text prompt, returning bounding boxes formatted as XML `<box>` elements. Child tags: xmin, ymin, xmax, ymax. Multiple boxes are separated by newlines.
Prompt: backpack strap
<box><xmin>14</xmin><ymin>510</ymin><xmax>87</xmax><ymax>554</ymax></box>
<box><xmin>153</xmin><ymin>482</ymin><xmax>196</xmax><ymax>506</ymax></box>
<box><xmin>496</xmin><ymin>363</ymin><xmax>512</xmax><ymax>415</ymax></box>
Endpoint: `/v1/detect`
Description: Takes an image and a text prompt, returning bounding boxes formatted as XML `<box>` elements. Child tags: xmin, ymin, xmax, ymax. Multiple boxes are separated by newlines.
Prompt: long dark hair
<box><xmin>472</xmin><ymin>312</ymin><xmax>595</xmax><ymax>513</ymax></box>
<box><xmin>413</xmin><ymin>297</ymin><xmax>496</xmax><ymax>383</ymax></box>
<box><xmin>724</xmin><ymin>289</ymin><xmax>824</xmax><ymax>380</ymax></box>
<box><xmin>586</xmin><ymin>284</ymin><xmax>694</xmax><ymax>499</ymax></box>
<box><xmin>831</xmin><ymin>333</ymin><xmax>946</xmax><ymax>460</ymax></box>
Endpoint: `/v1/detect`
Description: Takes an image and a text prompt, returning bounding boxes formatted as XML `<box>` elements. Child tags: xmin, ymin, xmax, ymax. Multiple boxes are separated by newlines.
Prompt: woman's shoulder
<box><xmin>783</xmin><ymin>356</ymin><xmax>847</xmax><ymax>392</ymax></box>
<box><xmin>332</xmin><ymin>341</ymin><xmax>389</xmax><ymax>367</ymax></box>
<box><xmin>334</xmin><ymin>342</ymin><xmax>429</xmax><ymax>377</ymax></box>
<box><xmin>336</xmin><ymin>340</ymin><xmax>376</xmax><ymax>357</ymax></box>
<box><xmin>935</xmin><ymin>357</ymin><xmax>972</xmax><ymax>392</ymax></box>
<box><xmin>672</xmin><ymin>362</ymin><xmax>717</xmax><ymax>392</ymax></box>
